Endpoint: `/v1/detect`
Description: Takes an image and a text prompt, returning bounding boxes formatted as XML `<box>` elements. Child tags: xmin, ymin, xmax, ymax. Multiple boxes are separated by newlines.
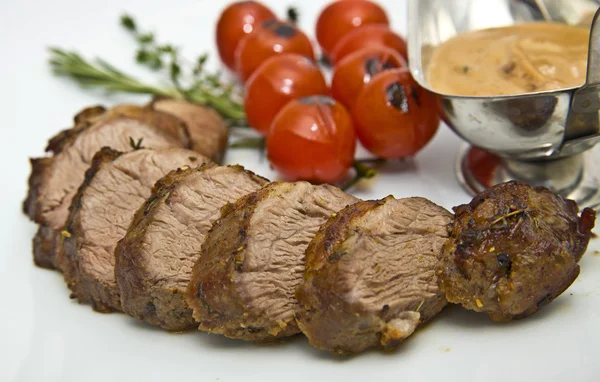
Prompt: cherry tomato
<box><xmin>316</xmin><ymin>0</ymin><xmax>389</xmax><ymax>59</ymax></box>
<box><xmin>245</xmin><ymin>54</ymin><xmax>329</xmax><ymax>136</ymax></box>
<box><xmin>351</xmin><ymin>68</ymin><xmax>440</xmax><ymax>159</ymax></box>
<box><xmin>267</xmin><ymin>96</ymin><xmax>356</xmax><ymax>184</ymax></box>
<box><xmin>331</xmin><ymin>46</ymin><xmax>407</xmax><ymax>110</ymax></box>
<box><xmin>330</xmin><ymin>24</ymin><xmax>407</xmax><ymax>65</ymax></box>
<box><xmin>216</xmin><ymin>1</ymin><xmax>276</xmax><ymax>71</ymax></box>
<box><xmin>235</xmin><ymin>20</ymin><xmax>315</xmax><ymax>82</ymax></box>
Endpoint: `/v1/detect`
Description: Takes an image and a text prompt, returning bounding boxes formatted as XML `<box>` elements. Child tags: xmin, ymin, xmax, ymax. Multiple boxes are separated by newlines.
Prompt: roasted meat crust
<box><xmin>32</xmin><ymin>224</ymin><xmax>59</xmax><ymax>269</ymax></box>
<box><xmin>23</xmin><ymin>104</ymin><xmax>193</xmax><ymax>270</ymax></box>
<box><xmin>60</xmin><ymin>148</ymin><xmax>206</xmax><ymax>313</ymax></box>
<box><xmin>296</xmin><ymin>200</ymin><xmax>381</xmax><ymax>354</ymax></box>
<box><xmin>60</xmin><ymin>147</ymin><xmax>124</xmax><ymax>312</ymax></box>
<box><xmin>115</xmin><ymin>165</ymin><xmax>213</xmax><ymax>328</ymax></box>
<box><xmin>115</xmin><ymin>164</ymin><xmax>267</xmax><ymax>331</ymax></box>
<box><xmin>186</xmin><ymin>182</ymin><xmax>358</xmax><ymax>342</ymax></box>
<box><xmin>46</xmin><ymin>105</ymin><xmax>107</xmax><ymax>154</ymax></box>
<box><xmin>186</xmin><ymin>185</ymin><xmax>275</xmax><ymax>340</ymax></box>
<box><xmin>437</xmin><ymin>181</ymin><xmax>596</xmax><ymax>322</ymax></box>
<box><xmin>297</xmin><ymin>197</ymin><xmax>452</xmax><ymax>354</ymax></box>
<box><xmin>149</xmin><ymin>98</ymin><xmax>229</xmax><ymax>163</ymax></box>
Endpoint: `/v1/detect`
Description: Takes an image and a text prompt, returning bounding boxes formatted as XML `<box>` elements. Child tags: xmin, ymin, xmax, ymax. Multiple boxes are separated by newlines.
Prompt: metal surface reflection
<box><xmin>408</xmin><ymin>0</ymin><xmax>600</xmax><ymax>209</ymax></box>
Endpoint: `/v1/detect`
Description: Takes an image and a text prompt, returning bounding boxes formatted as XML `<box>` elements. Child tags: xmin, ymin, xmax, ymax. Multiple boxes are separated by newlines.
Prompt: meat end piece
<box><xmin>59</xmin><ymin>148</ymin><xmax>208</xmax><ymax>312</ymax></box>
<box><xmin>23</xmin><ymin>105</ymin><xmax>191</xmax><ymax>269</ymax></box>
<box><xmin>186</xmin><ymin>182</ymin><xmax>358</xmax><ymax>341</ymax></box>
<box><xmin>296</xmin><ymin>197</ymin><xmax>453</xmax><ymax>355</ymax></box>
<box><xmin>437</xmin><ymin>181</ymin><xmax>596</xmax><ymax>322</ymax></box>
<box><xmin>115</xmin><ymin>164</ymin><xmax>268</xmax><ymax>330</ymax></box>
<box><xmin>150</xmin><ymin>98</ymin><xmax>229</xmax><ymax>163</ymax></box>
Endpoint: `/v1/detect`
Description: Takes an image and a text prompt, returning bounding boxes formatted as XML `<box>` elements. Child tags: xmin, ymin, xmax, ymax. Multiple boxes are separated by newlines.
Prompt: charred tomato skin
<box><xmin>331</xmin><ymin>46</ymin><xmax>407</xmax><ymax>110</ymax></box>
<box><xmin>316</xmin><ymin>0</ymin><xmax>389</xmax><ymax>58</ymax></box>
<box><xmin>351</xmin><ymin>68</ymin><xmax>440</xmax><ymax>159</ymax></box>
<box><xmin>235</xmin><ymin>19</ymin><xmax>315</xmax><ymax>82</ymax></box>
<box><xmin>244</xmin><ymin>54</ymin><xmax>329</xmax><ymax>136</ymax></box>
<box><xmin>216</xmin><ymin>1</ymin><xmax>276</xmax><ymax>71</ymax></box>
<box><xmin>437</xmin><ymin>181</ymin><xmax>596</xmax><ymax>322</ymax></box>
<box><xmin>330</xmin><ymin>24</ymin><xmax>407</xmax><ymax>65</ymax></box>
<box><xmin>267</xmin><ymin>96</ymin><xmax>356</xmax><ymax>184</ymax></box>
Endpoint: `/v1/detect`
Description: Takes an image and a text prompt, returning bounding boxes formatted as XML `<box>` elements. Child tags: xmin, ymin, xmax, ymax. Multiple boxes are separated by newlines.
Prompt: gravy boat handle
<box><xmin>562</xmin><ymin>6</ymin><xmax>600</xmax><ymax>154</ymax></box>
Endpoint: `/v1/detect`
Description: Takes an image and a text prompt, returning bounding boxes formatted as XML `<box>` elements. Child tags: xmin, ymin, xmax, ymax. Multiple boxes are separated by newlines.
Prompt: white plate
<box><xmin>1</xmin><ymin>1</ymin><xmax>599</xmax><ymax>381</ymax></box>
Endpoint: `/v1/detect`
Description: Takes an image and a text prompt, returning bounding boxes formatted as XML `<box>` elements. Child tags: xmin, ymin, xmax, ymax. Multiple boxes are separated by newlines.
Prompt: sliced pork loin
<box><xmin>59</xmin><ymin>148</ymin><xmax>208</xmax><ymax>312</ymax></box>
<box><xmin>186</xmin><ymin>182</ymin><xmax>358</xmax><ymax>341</ymax></box>
<box><xmin>23</xmin><ymin>105</ymin><xmax>191</xmax><ymax>269</ymax></box>
<box><xmin>295</xmin><ymin>197</ymin><xmax>453</xmax><ymax>354</ymax></box>
<box><xmin>46</xmin><ymin>104</ymin><xmax>191</xmax><ymax>155</ymax></box>
<box><xmin>115</xmin><ymin>164</ymin><xmax>268</xmax><ymax>330</ymax></box>
<box><xmin>150</xmin><ymin>98</ymin><xmax>229</xmax><ymax>163</ymax></box>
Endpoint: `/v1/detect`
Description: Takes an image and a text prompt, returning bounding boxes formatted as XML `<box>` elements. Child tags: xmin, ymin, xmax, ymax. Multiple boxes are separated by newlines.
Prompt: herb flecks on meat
<box><xmin>437</xmin><ymin>181</ymin><xmax>596</xmax><ymax>322</ymax></box>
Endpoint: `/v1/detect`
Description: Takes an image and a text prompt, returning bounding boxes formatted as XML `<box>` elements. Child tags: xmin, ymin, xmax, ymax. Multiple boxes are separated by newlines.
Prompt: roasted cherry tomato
<box><xmin>330</xmin><ymin>24</ymin><xmax>407</xmax><ymax>65</ymax></box>
<box><xmin>216</xmin><ymin>1</ymin><xmax>276</xmax><ymax>71</ymax></box>
<box><xmin>331</xmin><ymin>46</ymin><xmax>406</xmax><ymax>110</ymax></box>
<box><xmin>245</xmin><ymin>54</ymin><xmax>329</xmax><ymax>135</ymax></box>
<box><xmin>351</xmin><ymin>68</ymin><xmax>440</xmax><ymax>159</ymax></box>
<box><xmin>235</xmin><ymin>19</ymin><xmax>315</xmax><ymax>82</ymax></box>
<box><xmin>316</xmin><ymin>0</ymin><xmax>389</xmax><ymax>59</ymax></box>
<box><xmin>267</xmin><ymin>96</ymin><xmax>356</xmax><ymax>184</ymax></box>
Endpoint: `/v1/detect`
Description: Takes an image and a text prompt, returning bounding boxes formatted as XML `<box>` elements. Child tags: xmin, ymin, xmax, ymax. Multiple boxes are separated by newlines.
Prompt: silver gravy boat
<box><xmin>408</xmin><ymin>0</ymin><xmax>600</xmax><ymax>210</ymax></box>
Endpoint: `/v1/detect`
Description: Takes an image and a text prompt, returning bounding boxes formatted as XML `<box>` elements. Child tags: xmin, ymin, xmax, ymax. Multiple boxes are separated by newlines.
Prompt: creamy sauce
<box><xmin>427</xmin><ymin>22</ymin><xmax>590</xmax><ymax>96</ymax></box>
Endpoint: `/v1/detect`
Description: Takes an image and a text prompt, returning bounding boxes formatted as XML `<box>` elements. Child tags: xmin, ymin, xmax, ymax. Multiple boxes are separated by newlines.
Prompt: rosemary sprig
<box><xmin>49</xmin><ymin>15</ymin><xmax>246</xmax><ymax>124</ymax></box>
<box><xmin>49</xmin><ymin>48</ymin><xmax>179</xmax><ymax>97</ymax></box>
<box><xmin>49</xmin><ymin>47</ymin><xmax>245</xmax><ymax>123</ymax></box>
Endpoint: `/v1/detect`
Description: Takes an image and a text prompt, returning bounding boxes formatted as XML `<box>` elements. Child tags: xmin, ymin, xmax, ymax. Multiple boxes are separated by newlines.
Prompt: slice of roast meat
<box><xmin>437</xmin><ymin>181</ymin><xmax>596</xmax><ymax>322</ymax></box>
<box><xmin>59</xmin><ymin>148</ymin><xmax>208</xmax><ymax>312</ymax></box>
<box><xmin>115</xmin><ymin>164</ymin><xmax>268</xmax><ymax>330</ymax></box>
<box><xmin>46</xmin><ymin>104</ymin><xmax>191</xmax><ymax>155</ymax></box>
<box><xmin>186</xmin><ymin>182</ymin><xmax>358</xmax><ymax>341</ymax></box>
<box><xmin>150</xmin><ymin>98</ymin><xmax>229</xmax><ymax>163</ymax></box>
<box><xmin>23</xmin><ymin>106</ymin><xmax>191</xmax><ymax>269</ymax></box>
<box><xmin>296</xmin><ymin>197</ymin><xmax>453</xmax><ymax>355</ymax></box>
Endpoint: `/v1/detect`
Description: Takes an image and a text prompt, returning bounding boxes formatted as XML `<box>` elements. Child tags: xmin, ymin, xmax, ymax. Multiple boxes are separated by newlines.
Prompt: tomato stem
<box><xmin>341</xmin><ymin>161</ymin><xmax>377</xmax><ymax>191</ymax></box>
<box><xmin>229</xmin><ymin>137</ymin><xmax>266</xmax><ymax>149</ymax></box>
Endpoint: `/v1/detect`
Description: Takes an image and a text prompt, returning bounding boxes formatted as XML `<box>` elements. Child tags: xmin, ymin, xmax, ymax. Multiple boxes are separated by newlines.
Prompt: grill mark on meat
<box><xmin>59</xmin><ymin>148</ymin><xmax>206</xmax><ymax>312</ymax></box>
<box><xmin>187</xmin><ymin>182</ymin><xmax>358</xmax><ymax>341</ymax></box>
<box><xmin>116</xmin><ymin>164</ymin><xmax>267</xmax><ymax>331</ymax></box>
<box><xmin>296</xmin><ymin>196</ymin><xmax>452</xmax><ymax>354</ymax></box>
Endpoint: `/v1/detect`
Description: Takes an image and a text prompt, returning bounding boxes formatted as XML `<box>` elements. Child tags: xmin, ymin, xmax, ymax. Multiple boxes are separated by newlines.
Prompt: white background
<box><xmin>0</xmin><ymin>0</ymin><xmax>599</xmax><ymax>381</ymax></box>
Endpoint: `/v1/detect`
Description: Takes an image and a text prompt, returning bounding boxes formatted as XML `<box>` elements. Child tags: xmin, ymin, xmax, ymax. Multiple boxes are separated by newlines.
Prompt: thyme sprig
<box><xmin>287</xmin><ymin>7</ymin><xmax>299</xmax><ymax>24</ymax></box>
<box><xmin>120</xmin><ymin>14</ymin><xmax>182</xmax><ymax>86</ymax></box>
<box><xmin>129</xmin><ymin>137</ymin><xmax>145</xmax><ymax>150</ymax></box>
<box><xmin>229</xmin><ymin>137</ymin><xmax>266</xmax><ymax>149</ymax></box>
<box><xmin>49</xmin><ymin>48</ymin><xmax>179</xmax><ymax>98</ymax></box>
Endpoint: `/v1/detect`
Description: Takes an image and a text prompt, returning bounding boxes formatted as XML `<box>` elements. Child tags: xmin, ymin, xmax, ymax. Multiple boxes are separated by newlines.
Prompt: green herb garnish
<box><xmin>129</xmin><ymin>137</ymin><xmax>145</xmax><ymax>150</ymax></box>
<box><xmin>49</xmin><ymin>14</ymin><xmax>246</xmax><ymax>125</ymax></box>
<box><xmin>287</xmin><ymin>7</ymin><xmax>299</xmax><ymax>24</ymax></box>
